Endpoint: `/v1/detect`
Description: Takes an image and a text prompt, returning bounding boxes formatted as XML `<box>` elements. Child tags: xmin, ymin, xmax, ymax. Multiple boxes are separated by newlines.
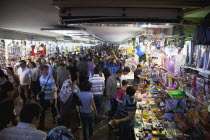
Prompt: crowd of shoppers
<box><xmin>0</xmin><ymin>46</ymin><xmax>142</xmax><ymax>140</ymax></box>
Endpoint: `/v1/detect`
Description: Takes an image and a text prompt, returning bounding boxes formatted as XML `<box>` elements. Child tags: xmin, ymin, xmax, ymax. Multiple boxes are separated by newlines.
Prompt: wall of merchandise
<box><xmin>0</xmin><ymin>39</ymin><xmax>78</xmax><ymax>68</ymax></box>
<box><xmin>136</xmin><ymin>37</ymin><xmax>210</xmax><ymax>139</ymax></box>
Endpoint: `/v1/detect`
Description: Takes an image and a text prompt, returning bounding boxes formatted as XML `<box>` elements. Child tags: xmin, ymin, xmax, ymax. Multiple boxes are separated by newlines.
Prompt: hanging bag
<box><xmin>38</xmin><ymin>76</ymin><xmax>50</xmax><ymax>100</ymax></box>
<box><xmin>194</xmin><ymin>23</ymin><xmax>210</xmax><ymax>45</ymax></box>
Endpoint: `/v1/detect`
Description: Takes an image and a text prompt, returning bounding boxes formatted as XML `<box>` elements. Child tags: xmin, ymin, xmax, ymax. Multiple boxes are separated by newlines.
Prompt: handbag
<box><xmin>38</xmin><ymin>76</ymin><xmax>50</xmax><ymax>99</ymax></box>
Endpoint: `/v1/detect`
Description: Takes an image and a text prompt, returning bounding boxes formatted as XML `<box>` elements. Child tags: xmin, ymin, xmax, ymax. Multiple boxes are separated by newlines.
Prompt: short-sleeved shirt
<box><xmin>39</xmin><ymin>75</ymin><xmax>56</xmax><ymax>100</ymax></box>
<box><xmin>114</xmin><ymin>89</ymin><xmax>126</xmax><ymax>100</ymax></box>
<box><xmin>119</xmin><ymin>95</ymin><xmax>137</xmax><ymax>119</ymax></box>
<box><xmin>77</xmin><ymin>92</ymin><xmax>93</xmax><ymax>113</ymax></box>
<box><xmin>109</xmin><ymin>61</ymin><xmax>120</xmax><ymax>74</ymax></box>
<box><xmin>18</xmin><ymin>67</ymin><xmax>32</xmax><ymax>85</ymax></box>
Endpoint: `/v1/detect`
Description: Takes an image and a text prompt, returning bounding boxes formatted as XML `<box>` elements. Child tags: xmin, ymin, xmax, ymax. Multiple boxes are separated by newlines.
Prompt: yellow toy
<box><xmin>152</xmin><ymin>130</ymin><xmax>166</xmax><ymax>136</ymax></box>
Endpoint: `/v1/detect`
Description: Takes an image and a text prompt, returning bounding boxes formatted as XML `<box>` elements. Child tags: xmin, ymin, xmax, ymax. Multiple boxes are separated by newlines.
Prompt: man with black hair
<box><xmin>120</xmin><ymin>67</ymin><xmax>131</xmax><ymax>86</ymax></box>
<box><xmin>39</xmin><ymin>65</ymin><xmax>57</xmax><ymax>130</ymax></box>
<box><xmin>134</xmin><ymin>64</ymin><xmax>147</xmax><ymax>86</ymax></box>
<box><xmin>18</xmin><ymin>60</ymin><xmax>32</xmax><ymax>104</ymax></box>
<box><xmin>0</xmin><ymin>103</ymin><xmax>47</xmax><ymax>140</ymax></box>
<box><xmin>106</xmin><ymin>68</ymin><xmax>123</xmax><ymax>99</ymax></box>
<box><xmin>66</xmin><ymin>59</ymin><xmax>79</xmax><ymax>84</ymax></box>
<box><xmin>77</xmin><ymin>57</ymin><xmax>88</xmax><ymax>74</ymax></box>
<box><xmin>111</xmin><ymin>86</ymin><xmax>137</xmax><ymax>140</ymax></box>
<box><xmin>89</xmin><ymin>67</ymin><xmax>105</xmax><ymax>123</ymax></box>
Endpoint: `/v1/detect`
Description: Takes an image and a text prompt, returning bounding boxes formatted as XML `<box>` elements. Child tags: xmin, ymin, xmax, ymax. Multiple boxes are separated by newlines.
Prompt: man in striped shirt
<box><xmin>111</xmin><ymin>86</ymin><xmax>137</xmax><ymax>140</ymax></box>
<box><xmin>39</xmin><ymin>65</ymin><xmax>57</xmax><ymax>130</ymax></box>
<box><xmin>89</xmin><ymin>67</ymin><xmax>105</xmax><ymax>122</ymax></box>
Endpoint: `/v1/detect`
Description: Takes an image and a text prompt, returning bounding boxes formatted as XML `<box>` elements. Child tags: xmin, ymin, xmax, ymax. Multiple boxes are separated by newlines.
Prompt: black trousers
<box><xmin>39</xmin><ymin>99</ymin><xmax>57</xmax><ymax>128</ymax></box>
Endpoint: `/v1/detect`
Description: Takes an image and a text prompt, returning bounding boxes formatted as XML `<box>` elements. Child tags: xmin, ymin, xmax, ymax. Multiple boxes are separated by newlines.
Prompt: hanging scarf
<box><xmin>59</xmin><ymin>79</ymin><xmax>79</xmax><ymax>104</ymax></box>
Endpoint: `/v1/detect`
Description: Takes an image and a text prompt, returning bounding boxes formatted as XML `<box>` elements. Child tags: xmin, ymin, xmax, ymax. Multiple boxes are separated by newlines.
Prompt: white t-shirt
<box><xmin>120</xmin><ymin>74</ymin><xmax>128</xmax><ymax>83</ymax></box>
<box><xmin>18</xmin><ymin>67</ymin><xmax>32</xmax><ymax>85</ymax></box>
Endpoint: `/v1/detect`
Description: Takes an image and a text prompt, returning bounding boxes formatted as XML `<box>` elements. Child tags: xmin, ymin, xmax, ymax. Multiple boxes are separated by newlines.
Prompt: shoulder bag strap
<box><xmin>42</xmin><ymin>76</ymin><xmax>50</xmax><ymax>91</ymax></box>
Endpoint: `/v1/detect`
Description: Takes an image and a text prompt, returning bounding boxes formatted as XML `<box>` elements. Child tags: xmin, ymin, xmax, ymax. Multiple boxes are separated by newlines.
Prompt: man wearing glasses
<box><xmin>17</xmin><ymin>60</ymin><xmax>32</xmax><ymax>104</ymax></box>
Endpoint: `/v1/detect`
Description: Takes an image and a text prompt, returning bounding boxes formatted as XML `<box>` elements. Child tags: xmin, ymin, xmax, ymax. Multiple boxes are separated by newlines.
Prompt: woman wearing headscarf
<box><xmin>59</xmin><ymin>79</ymin><xmax>81</xmax><ymax>139</ymax></box>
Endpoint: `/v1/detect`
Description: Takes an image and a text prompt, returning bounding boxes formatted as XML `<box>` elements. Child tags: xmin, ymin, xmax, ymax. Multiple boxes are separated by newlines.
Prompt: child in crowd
<box><xmin>114</xmin><ymin>80</ymin><xmax>129</xmax><ymax>103</ymax></box>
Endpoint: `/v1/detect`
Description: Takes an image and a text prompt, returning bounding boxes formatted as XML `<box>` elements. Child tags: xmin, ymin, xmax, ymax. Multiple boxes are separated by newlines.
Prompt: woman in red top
<box><xmin>114</xmin><ymin>80</ymin><xmax>129</xmax><ymax>102</ymax></box>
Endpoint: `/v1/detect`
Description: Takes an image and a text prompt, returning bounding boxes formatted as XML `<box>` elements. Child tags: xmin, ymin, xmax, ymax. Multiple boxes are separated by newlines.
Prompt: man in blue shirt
<box><xmin>107</xmin><ymin>50</ymin><xmax>120</xmax><ymax>74</ymax></box>
<box><xmin>111</xmin><ymin>86</ymin><xmax>137</xmax><ymax>140</ymax></box>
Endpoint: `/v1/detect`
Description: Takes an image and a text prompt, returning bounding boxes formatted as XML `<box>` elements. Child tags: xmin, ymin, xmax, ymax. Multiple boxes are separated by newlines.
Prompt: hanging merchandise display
<box><xmin>5</xmin><ymin>40</ymin><xmax>22</xmax><ymax>67</ymax></box>
<box><xmin>21</xmin><ymin>41</ymin><xmax>32</xmax><ymax>60</ymax></box>
<box><xmin>46</xmin><ymin>42</ymin><xmax>57</xmax><ymax>57</ymax></box>
<box><xmin>0</xmin><ymin>40</ymin><xmax>6</xmax><ymax>68</ymax></box>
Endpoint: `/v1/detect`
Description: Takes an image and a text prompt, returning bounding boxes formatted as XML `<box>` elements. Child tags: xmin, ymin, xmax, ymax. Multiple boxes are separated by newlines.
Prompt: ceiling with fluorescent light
<box><xmin>0</xmin><ymin>0</ymin><xmax>209</xmax><ymax>43</ymax></box>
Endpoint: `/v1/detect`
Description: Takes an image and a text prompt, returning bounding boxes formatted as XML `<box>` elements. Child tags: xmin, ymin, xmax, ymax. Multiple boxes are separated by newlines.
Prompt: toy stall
<box><xmin>133</xmin><ymin>36</ymin><xmax>210</xmax><ymax>140</ymax></box>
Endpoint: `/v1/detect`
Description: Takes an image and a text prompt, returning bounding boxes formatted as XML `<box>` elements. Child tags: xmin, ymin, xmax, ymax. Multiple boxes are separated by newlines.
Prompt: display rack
<box><xmin>181</xmin><ymin>65</ymin><xmax>210</xmax><ymax>75</ymax></box>
<box><xmin>0</xmin><ymin>40</ymin><xmax>6</xmax><ymax>68</ymax></box>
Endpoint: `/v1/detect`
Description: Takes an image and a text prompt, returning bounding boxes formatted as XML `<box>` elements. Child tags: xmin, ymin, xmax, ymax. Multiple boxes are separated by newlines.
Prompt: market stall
<box><xmin>133</xmin><ymin>36</ymin><xmax>210</xmax><ymax>139</ymax></box>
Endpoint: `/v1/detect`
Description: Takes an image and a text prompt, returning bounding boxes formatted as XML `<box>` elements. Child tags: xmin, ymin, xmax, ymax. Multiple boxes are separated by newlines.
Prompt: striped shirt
<box><xmin>39</xmin><ymin>75</ymin><xmax>56</xmax><ymax>100</ymax></box>
<box><xmin>119</xmin><ymin>95</ymin><xmax>137</xmax><ymax>119</ymax></box>
<box><xmin>89</xmin><ymin>74</ymin><xmax>105</xmax><ymax>95</ymax></box>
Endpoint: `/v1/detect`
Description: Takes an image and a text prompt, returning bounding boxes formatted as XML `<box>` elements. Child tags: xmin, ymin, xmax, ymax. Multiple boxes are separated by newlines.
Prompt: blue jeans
<box><xmin>80</xmin><ymin>112</ymin><xmax>94</xmax><ymax>140</ymax></box>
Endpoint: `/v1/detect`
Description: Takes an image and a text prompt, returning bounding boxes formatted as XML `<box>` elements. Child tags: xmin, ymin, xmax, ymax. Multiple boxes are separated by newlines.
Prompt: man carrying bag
<box><xmin>38</xmin><ymin>65</ymin><xmax>57</xmax><ymax>130</ymax></box>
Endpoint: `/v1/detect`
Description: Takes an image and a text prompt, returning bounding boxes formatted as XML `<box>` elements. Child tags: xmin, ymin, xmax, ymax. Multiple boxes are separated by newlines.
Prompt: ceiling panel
<box><xmin>0</xmin><ymin>0</ymin><xmax>60</xmax><ymax>37</ymax></box>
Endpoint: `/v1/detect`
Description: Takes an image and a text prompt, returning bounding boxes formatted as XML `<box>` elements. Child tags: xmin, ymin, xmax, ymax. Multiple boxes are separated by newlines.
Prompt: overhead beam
<box><xmin>184</xmin><ymin>6</ymin><xmax>210</xmax><ymax>18</ymax></box>
<box><xmin>62</xmin><ymin>17</ymin><xmax>181</xmax><ymax>24</ymax></box>
<box><xmin>53</xmin><ymin>0</ymin><xmax>207</xmax><ymax>9</ymax></box>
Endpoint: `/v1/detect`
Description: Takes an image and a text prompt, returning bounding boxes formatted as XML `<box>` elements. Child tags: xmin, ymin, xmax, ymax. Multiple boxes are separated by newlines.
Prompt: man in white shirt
<box><xmin>0</xmin><ymin>103</ymin><xmax>47</xmax><ymax>140</ymax></box>
<box><xmin>18</xmin><ymin>60</ymin><xmax>32</xmax><ymax>104</ymax></box>
<box><xmin>120</xmin><ymin>67</ymin><xmax>130</xmax><ymax>86</ymax></box>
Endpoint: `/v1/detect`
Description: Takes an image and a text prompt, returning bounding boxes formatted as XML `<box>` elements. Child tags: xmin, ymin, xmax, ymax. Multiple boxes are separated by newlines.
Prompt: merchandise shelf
<box><xmin>182</xmin><ymin>89</ymin><xmax>208</xmax><ymax>108</ymax></box>
<box><xmin>181</xmin><ymin>66</ymin><xmax>210</xmax><ymax>75</ymax></box>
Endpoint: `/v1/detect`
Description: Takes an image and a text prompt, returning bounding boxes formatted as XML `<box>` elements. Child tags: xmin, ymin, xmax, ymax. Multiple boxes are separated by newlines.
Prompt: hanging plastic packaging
<box><xmin>197</xmin><ymin>45</ymin><xmax>207</xmax><ymax>69</ymax></box>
